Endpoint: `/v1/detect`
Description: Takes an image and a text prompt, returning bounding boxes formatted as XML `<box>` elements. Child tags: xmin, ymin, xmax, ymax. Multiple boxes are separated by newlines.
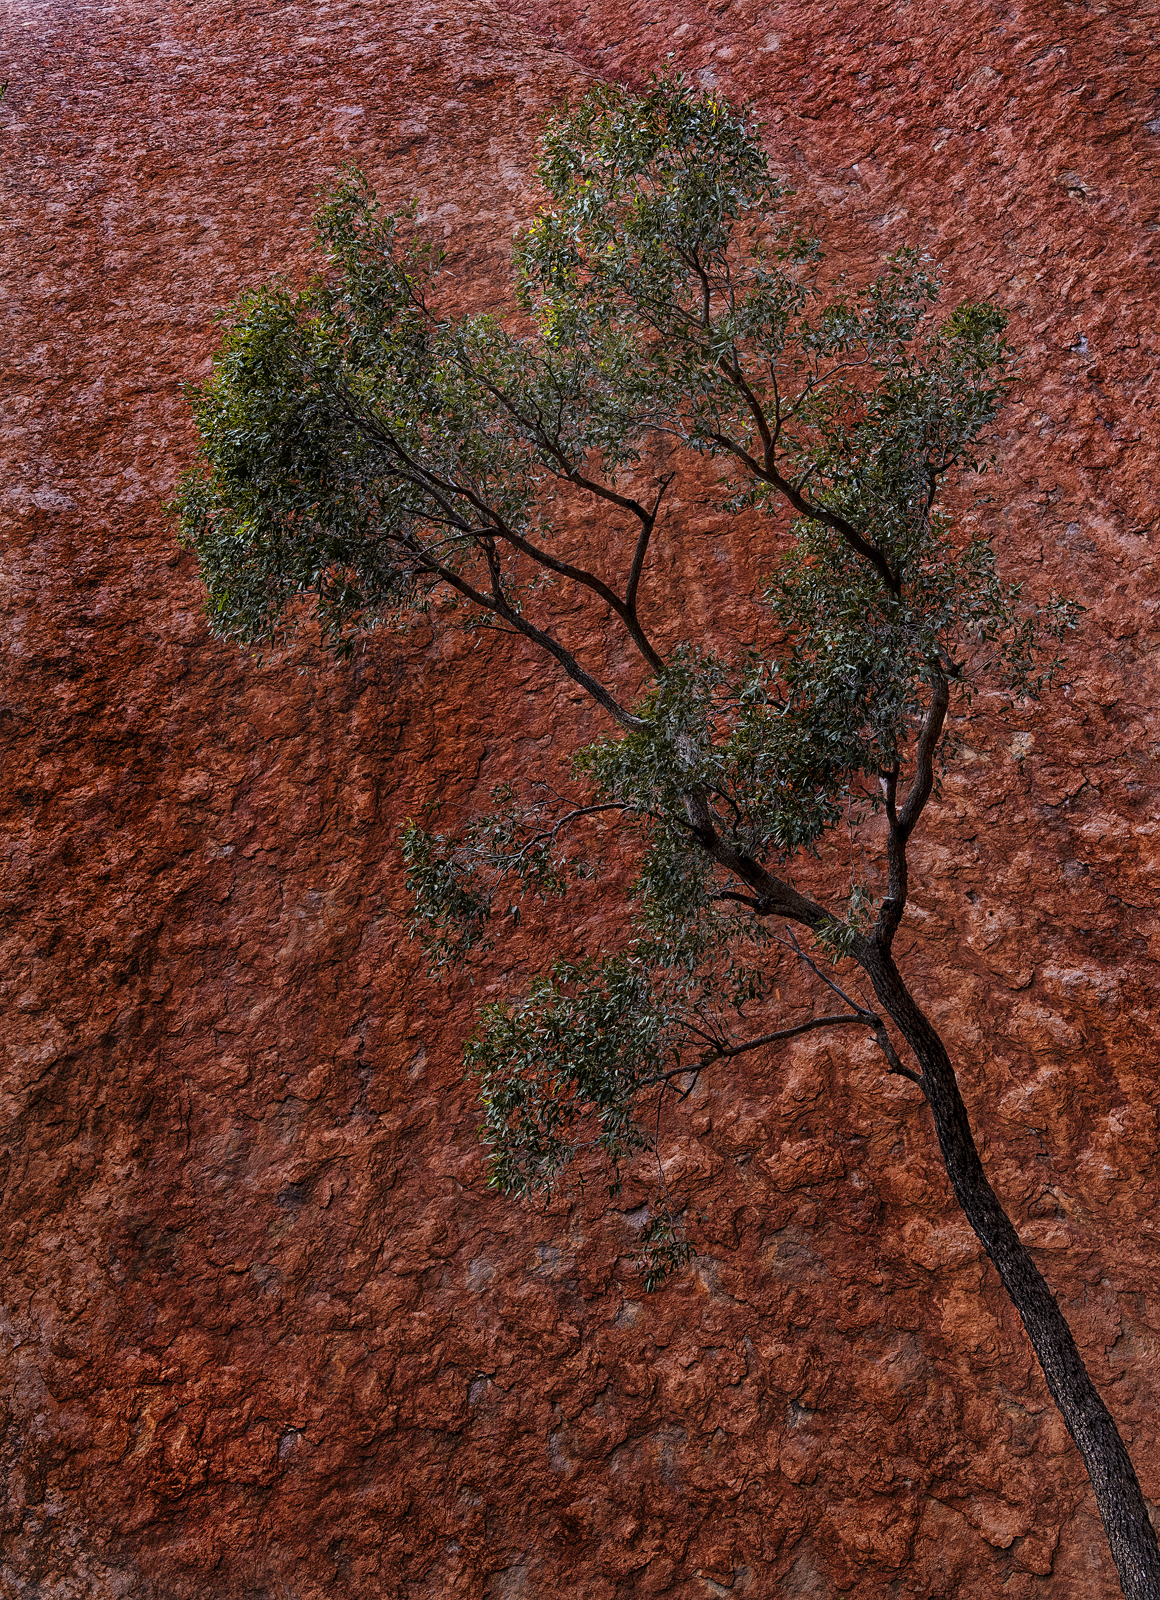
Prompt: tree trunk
<box><xmin>861</xmin><ymin>943</ymin><xmax>1160</xmax><ymax>1600</ymax></box>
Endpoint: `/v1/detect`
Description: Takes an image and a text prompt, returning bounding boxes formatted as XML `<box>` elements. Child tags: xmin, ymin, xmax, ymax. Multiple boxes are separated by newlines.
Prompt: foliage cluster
<box><xmin>176</xmin><ymin>77</ymin><xmax>1160</xmax><ymax>1599</ymax></box>
<box><xmin>178</xmin><ymin>75</ymin><xmax>1072</xmax><ymax>1279</ymax></box>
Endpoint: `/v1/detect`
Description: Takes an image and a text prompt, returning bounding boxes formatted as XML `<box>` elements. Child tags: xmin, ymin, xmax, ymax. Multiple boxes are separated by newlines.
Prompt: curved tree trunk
<box><xmin>861</xmin><ymin>944</ymin><xmax>1160</xmax><ymax>1600</ymax></box>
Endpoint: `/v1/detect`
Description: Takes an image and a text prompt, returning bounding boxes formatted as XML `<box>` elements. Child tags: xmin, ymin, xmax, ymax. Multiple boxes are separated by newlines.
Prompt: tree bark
<box><xmin>860</xmin><ymin>942</ymin><xmax>1160</xmax><ymax>1600</ymax></box>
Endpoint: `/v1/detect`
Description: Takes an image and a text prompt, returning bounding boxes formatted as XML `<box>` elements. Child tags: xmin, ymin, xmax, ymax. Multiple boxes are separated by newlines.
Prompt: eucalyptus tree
<box><xmin>175</xmin><ymin>78</ymin><xmax>1160</xmax><ymax>1598</ymax></box>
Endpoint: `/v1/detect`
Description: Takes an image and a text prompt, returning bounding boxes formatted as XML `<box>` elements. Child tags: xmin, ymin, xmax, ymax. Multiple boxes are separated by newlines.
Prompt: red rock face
<box><xmin>2</xmin><ymin>1</ymin><xmax>1159</xmax><ymax>1596</ymax></box>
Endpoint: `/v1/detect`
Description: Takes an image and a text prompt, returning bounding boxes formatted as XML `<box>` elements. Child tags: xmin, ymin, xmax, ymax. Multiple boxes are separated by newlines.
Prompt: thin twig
<box><xmin>777</xmin><ymin>926</ymin><xmax>874</xmax><ymax>1016</ymax></box>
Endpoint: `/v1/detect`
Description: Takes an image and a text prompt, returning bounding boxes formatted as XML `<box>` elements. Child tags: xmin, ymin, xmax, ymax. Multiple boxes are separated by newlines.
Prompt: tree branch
<box><xmin>625</xmin><ymin>473</ymin><xmax>673</xmax><ymax>620</ymax></box>
<box><xmin>640</xmin><ymin>1010</ymin><xmax>878</xmax><ymax>1094</ymax></box>
<box><xmin>706</xmin><ymin>1012</ymin><xmax>876</xmax><ymax>1062</ymax></box>
<box><xmin>777</xmin><ymin>926</ymin><xmax>874</xmax><ymax>1016</ymax></box>
<box><xmin>718</xmin><ymin>353</ymin><xmax>774</xmax><ymax>463</ymax></box>
<box><xmin>872</xmin><ymin>1021</ymin><xmax>924</xmax><ymax>1086</ymax></box>
<box><xmin>401</xmin><ymin>538</ymin><xmax>645</xmax><ymax>732</ymax></box>
<box><xmin>339</xmin><ymin>375</ymin><xmax>669</xmax><ymax>676</ymax></box>
<box><xmin>491</xmin><ymin>511</ymin><xmax>667</xmax><ymax>675</ymax></box>
<box><xmin>874</xmin><ymin>671</ymin><xmax>950</xmax><ymax>949</ymax></box>
<box><xmin>682</xmin><ymin>786</ymin><xmax>834</xmax><ymax>933</ymax></box>
<box><xmin>488</xmin><ymin>802</ymin><xmax>631</xmax><ymax>869</ymax></box>
<box><xmin>703</xmin><ymin>409</ymin><xmax>902</xmax><ymax>597</ymax></box>
<box><xmin>897</xmin><ymin>670</ymin><xmax>951</xmax><ymax>837</ymax></box>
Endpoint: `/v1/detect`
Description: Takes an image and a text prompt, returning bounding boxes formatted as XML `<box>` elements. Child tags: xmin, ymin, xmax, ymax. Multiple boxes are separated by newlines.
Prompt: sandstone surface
<box><xmin>2</xmin><ymin>0</ymin><xmax>1160</xmax><ymax>1596</ymax></box>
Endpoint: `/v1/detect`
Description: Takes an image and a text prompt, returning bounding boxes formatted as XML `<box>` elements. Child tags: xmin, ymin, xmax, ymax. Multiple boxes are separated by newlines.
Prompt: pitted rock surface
<box><xmin>2</xmin><ymin>1</ymin><xmax>1160</xmax><ymax>1596</ymax></box>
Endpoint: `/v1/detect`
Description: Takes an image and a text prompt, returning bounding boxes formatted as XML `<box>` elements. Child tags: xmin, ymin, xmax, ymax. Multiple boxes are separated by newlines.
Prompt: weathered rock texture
<box><xmin>2</xmin><ymin>0</ymin><xmax>1159</xmax><ymax>1595</ymax></box>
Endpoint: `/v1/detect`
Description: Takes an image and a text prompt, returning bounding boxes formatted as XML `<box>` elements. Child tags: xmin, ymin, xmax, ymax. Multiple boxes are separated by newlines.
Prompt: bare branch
<box><xmin>640</xmin><ymin>1010</ymin><xmax>875</xmax><ymax>1088</ymax></box>
<box><xmin>897</xmin><ymin>671</ymin><xmax>951</xmax><ymax>837</ymax></box>
<box><xmin>777</xmin><ymin>926</ymin><xmax>875</xmax><ymax>1016</ymax></box>
<box><xmin>708</xmin><ymin>1012</ymin><xmax>876</xmax><ymax>1061</ymax></box>
<box><xmin>625</xmin><ymin>473</ymin><xmax>674</xmax><ymax>619</ymax></box>
<box><xmin>400</xmin><ymin>537</ymin><xmax>645</xmax><ymax>732</ymax></box>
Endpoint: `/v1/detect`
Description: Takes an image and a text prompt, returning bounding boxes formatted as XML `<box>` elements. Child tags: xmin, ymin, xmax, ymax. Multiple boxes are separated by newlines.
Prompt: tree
<box><xmin>175</xmin><ymin>77</ymin><xmax>1160</xmax><ymax>1599</ymax></box>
